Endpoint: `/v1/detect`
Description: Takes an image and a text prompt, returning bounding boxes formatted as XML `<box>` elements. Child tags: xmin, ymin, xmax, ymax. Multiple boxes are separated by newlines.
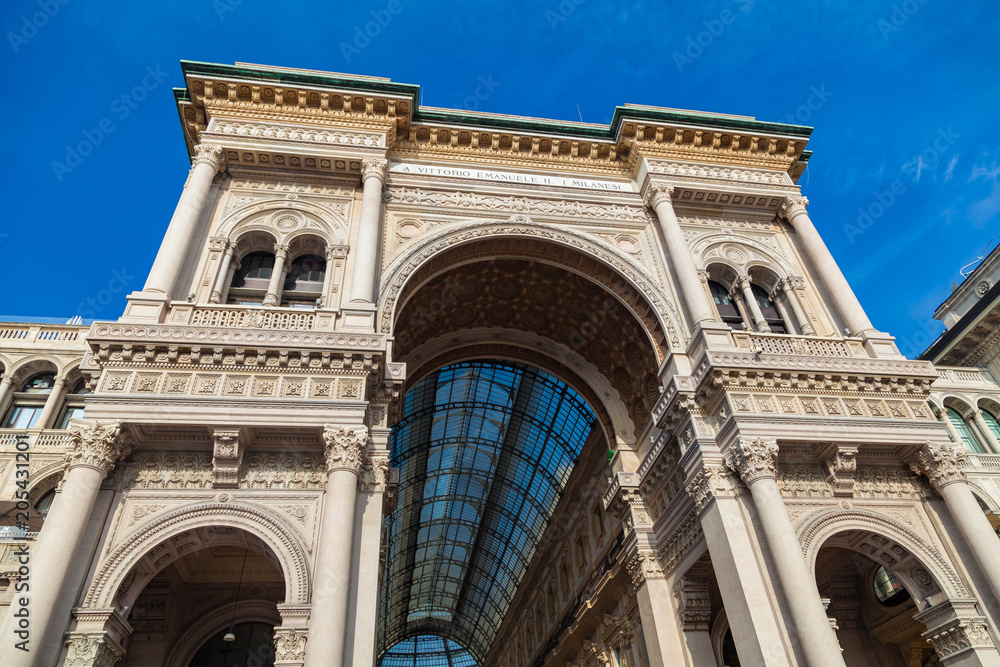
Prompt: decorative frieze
<box><xmin>646</xmin><ymin>160</ymin><xmax>789</xmax><ymax>186</ymax></box>
<box><xmin>108</xmin><ymin>451</ymin><xmax>327</xmax><ymax>490</ymax></box>
<box><xmin>96</xmin><ymin>368</ymin><xmax>367</xmax><ymax>401</ymax></box>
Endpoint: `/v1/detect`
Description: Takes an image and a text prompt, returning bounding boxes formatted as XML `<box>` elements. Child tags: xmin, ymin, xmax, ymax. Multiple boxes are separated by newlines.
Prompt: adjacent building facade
<box><xmin>2</xmin><ymin>61</ymin><xmax>1000</xmax><ymax>667</ymax></box>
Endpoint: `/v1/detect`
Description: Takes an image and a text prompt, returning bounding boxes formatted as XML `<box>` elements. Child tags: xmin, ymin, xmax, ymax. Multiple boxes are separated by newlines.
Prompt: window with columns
<box><xmin>946</xmin><ymin>407</ymin><xmax>988</xmax><ymax>453</ymax></box>
<box><xmin>750</xmin><ymin>284</ymin><xmax>787</xmax><ymax>333</ymax></box>
<box><xmin>281</xmin><ymin>253</ymin><xmax>326</xmax><ymax>307</ymax></box>
<box><xmin>57</xmin><ymin>377</ymin><xmax>89</xmax><ymax>428</ymax></box>
<box><xmin>3</xmin><ymin>372</ymin><xmax>54</xmax><ymax>428</ymax></box>
<box><xmin>982</xmin><ymin>408</ymin><xmax>1000</xmax><ymax>443</ymax></box>
<box><xmin>709</xmin><ymin>280</ymin><xmax>744</xmax><ymax>329</ymax></box>
<box><xmin>228</xmin><ymin>251</ymin><xmax>275</xmax><ymax>304</ymax></box>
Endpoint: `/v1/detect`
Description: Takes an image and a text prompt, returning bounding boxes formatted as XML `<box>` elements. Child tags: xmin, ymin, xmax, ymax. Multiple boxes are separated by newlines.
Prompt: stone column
<box><xmin>0</xmin><ymin>420</ymin><xmax>130</xmax><ymax>667</ymax></box>
<box><xmin>935</xmin><ymin>408</ymin><xmax>967</xmax><ymax>447</ymax></box>
<box><xmin>726</xmin><ymin>438</ymin><xmax>847</xmax><ymax>667</ymax></box>
<box><xmin>209</xmin><ymin>243</ymin><xmax>236</xmax><ymax>304</ymax></box>
<box><xmin>319</xmin><ymin>246</ymin><xmax>337</xmax><ymax>307</ymax></box>
<box><xmin>780</xmin><ymin>197</ymin><xmax>874</xmax><ymax>335</ymax></box>
<box><xmin>220</xmin><ymin>258</ymin><xmax>240</xmax><ymax>305</ymax></box>
<box><xmin>685</xmin><ymin>463</ymin><xmax>793</xmax><ymax>665</ymax></box>
<box><xmin>737</xmin><ymin>278</ymin><xmax>771</xmax><ymax>332</ymax></box>
<box><xmin>0</xmin><ymin>375</ymin><xmax>15</xmax><ymax>419</ymax></box>
<box><xmin>910</xmin><ymin>442</ymin><xmax>1000</xmax><ymax>604</ymax></box>
<box><xmin>971</xmin><ymin>410</ymin><xmax>1000</xmax><ymax>453</ymax></box>
<box><xmin>143</xmin><ymin>144</ymin><xmax>226</xmax><ymax>295</ymax></box>
<box><xmin>348</xmin><ymin>158</ymin><xmax>388</xmax><ymax>304</ymax></box>
<box><xmin>782</xmin><ymin>278</ymin><xmax>815</xmax><ymax>335</ymax></box>
<box><xmin>644</xmin><ymin>183</ymin><xmax>717</xmax><ymax>328</ymax></box>
<box><xmin>770</xmin><ymin>287</ymin><xmax>798</xmax><ymax>335</ymax></box>
<box><xmin>36</xmin><ymin>377</ymin><xmax>67</xmax><ymax>430</ymax></box>
<box><xmin>263</xmin><ymin>244</ymin><xmax>290</xmax><ymax>306</ymax></box>
<box><xmin>303</xmin><ymin>425</ymin><xmax>369</xmax><ymax>667</ymax></box>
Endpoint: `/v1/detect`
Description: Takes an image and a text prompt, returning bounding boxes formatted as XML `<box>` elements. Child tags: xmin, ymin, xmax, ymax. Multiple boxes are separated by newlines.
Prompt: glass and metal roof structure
<box><xmin>379</xmin><ymin>361</ymin><xmax>596</xmax><ymax>665</ymax></box>
<box><xmin>380</xmin><ymin>635</ymin><xmax>478</xmax><ymax>667</ymax></box>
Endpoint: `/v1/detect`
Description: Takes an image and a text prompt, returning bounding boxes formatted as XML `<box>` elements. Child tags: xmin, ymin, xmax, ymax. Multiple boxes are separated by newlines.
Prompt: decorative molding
<box><xmin>66</xmin><ymin>420</ymin><xmax>132</xmax><ymax>475</ymax></box>
<box><xmin>63</xmin><ymin>632</ymin><xmax>125</xmax><ymax>667</ymax></box>
<box><xmin>909</xmin><ymin>441</ymin><xmax>969</xmax><ymax>489</ymax></box>
<box><xmin>192</xmin><ymin>143</ymin><xmax>226</xmax><ymax>172</ymax></box>
<box><xmin>726</xmin><ymin>437</ymin><xmax>778</xmax><ymax>485</ymax></box>
<box><xmin>213</xmin><ymin>119</ymin><xmax>383</xmax><ymax>147</ymax></box>
<box><xmin>273</xmin><ymin>627</ymin><xmax>308</xmax><ymax>664</ymax></box>
<box><xmin>647</xmin><ymin>160</ymin><xmax>789</xmax><ymax>186</ymax></box>
<box><xmin>361</xmin><ymin>156</ymin><xmax>389</xmax><ymax>181</ymax></box>
<box><xmin>825</xmin><ymin>446</ymin><xmax>858</xmax><ymax>497</ymax></box>
<box><xmin>642</xmin><ymin>183</ymin><xmax>674</xmax><ymax>209</ymax></box>
<box><xmin>684</xmin><ymin>464</ymin><xmax>739</xmax><ymax>513</ymax></box>
<box><xmin>211</xmin><ymin>428</ymin><xmax>244</xmax><ymax>488</ymax></box>
<box><xmin>779</xmin><ymin>195</ymin><xmax>809</xmax><ymax>220</ymax></box>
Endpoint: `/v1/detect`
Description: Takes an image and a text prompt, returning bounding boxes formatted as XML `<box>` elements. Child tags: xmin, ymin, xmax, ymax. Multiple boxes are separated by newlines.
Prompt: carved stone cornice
<box><xmin>603</xmin><ymin>471</ymin><xmax>652</xmax><ymax>528</ymax></box>
<box><xmin>192</xmin><ymin>143</ymin><xmax>226</xmax><ymax>172</ymax></box>
<box><xmin>726</xmin><ymin>437</ymin><xmax>779</xmax><ymax>485</ymax></box>
<box><xmin>909</xmin><ymin>441</ymin><xmax>969</xmax><ymax>489</ymax></box>
<box><xmin>625</xmin><ymin>549</ymin><xmax>664</xmax><ymax>587</ymax></box>
<box><xmin>65</xmin><ymin>420</ymin><xmax>131</xmax><ymax>475</ymax></box>
<box><xmin>321</xmin><ymin>424</ymin><xmax>369</xmax><ymax>475</ymax></box>
<box><xmin>684</xmin><ymin>463</ymin><xmax>739</xmax><ymax>514</ymax></box>
<box><xmin>924</xmin><ymin>619</ymin><xmax>995</xmax><ymax>658</ymax></box>
<box><xmin>643</xmin><ymin>183</ymin><xmax>675</xmax><ymax>209</ymax></box>
<box><xmin>779</xmin><ymin>195</ymin><xmax>809</xmax><ymax>220</ymax></box>
<box><xmin>211</xmin><ymin>428</ymin><xmax>244</xmax><ymax>488</ymax></box>
<box><xmin>360</xmin><ymin>157</ymin><xmax>388</xmax><ymax>181</ymax></box>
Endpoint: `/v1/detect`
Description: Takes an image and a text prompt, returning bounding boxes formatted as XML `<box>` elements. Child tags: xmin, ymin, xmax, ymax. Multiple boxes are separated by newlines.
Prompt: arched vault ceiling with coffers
<box><xmin>392</xmin><ymin>256</ymin><xmax>663</xmax><ymax>438</ymax></box>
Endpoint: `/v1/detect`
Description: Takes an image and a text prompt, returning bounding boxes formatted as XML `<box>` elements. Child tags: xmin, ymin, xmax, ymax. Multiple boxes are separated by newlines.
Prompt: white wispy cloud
<box><xmin>944</xmin><ymin>155</ymin><xmax>959</xmax><ymax>181</ymax></box>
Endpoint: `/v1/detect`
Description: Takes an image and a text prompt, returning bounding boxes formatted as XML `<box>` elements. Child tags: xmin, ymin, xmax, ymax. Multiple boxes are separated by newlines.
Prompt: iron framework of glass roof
<box><xmin>380</xmin><ymin>635</ymin><xmax>478</xmax><ymax>667</ymax></box>
<box><xmin>379</xmin><ymin>361</ymin><xmax>597</xmax><ymax>665</ymax></box>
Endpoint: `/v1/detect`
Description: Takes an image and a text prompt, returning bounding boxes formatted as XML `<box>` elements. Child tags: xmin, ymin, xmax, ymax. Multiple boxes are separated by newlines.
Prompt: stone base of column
<box><xmin>119</xmin><ymin>291</ymin><xmax>169</xmax><ymax>323</ymax></box>
<box><xmin>338</xmin><ymin>304</ymin><xmax>377</xmax><ymax>332</ymax></box>
<box><xmin>858</xmin><ymin>330</ymin><xmax>905</xmax><ymax>359</ymax></box>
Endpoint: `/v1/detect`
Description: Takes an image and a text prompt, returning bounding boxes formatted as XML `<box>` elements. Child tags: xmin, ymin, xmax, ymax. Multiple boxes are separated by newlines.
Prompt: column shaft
<box><xmin>319</xmin><ymin>250</ymin><xmax>336</xmax><ymax>308</ymax></box>
<box><xmin>647</xmin><ymin>186</ymin><xmax>717</xmax><ymax>327</ymax></box>
<box><xmin>348</xmin><ymin>160</ymin><xmax>387</xmax><ymax>304</ymax></box>
<box><xmin>264</xmin><ymin>246</ymin><xmax>289</xmax><ymax>306</ymax></box>
<box><xmin>773</xmin><ymin>294</ymin><xmax>798</xmax><ymax>335</ymax></box>
<box><xmin>939</xmin><ymin>482</ymin><xmax>1000</xmax><ymax>603</ymax></box>
<box><xmin>740</xmin><ymin>281</ymin><xmax>770</xmax><ymax>332</ymax></box>
<box><xmin>143</xmin><ymin>145</ymin><xmax>223</xmax><ymax>295</ymax></box>
<box><xmin>783</xmin><ymin>283</ymin><xmax>814</xmax><ymax>335</ymax></box>
<box><xmin>0</xmin><ymin>377</ymin><xmax>16</xmax><ymax>421</ymax></box>
<box><xmin>36</xmin><ymin>378</ymin><xmax>66</xmax><ymax>430</ymax></box>
<box><xmin>972</xmin><ymin>411</ymin><xmax>1000</xmax><ymax>453</ymax></box>
<box><xmin>303</xmin><ymin>469</ymin><xmax>359</xmax><ymax>667</ymax></box>
<box><xmin>210</xmin><ymin>246</ymin><xmax>235</xmax><ymax>304</ymax></box>
<box><xmin>782</xmin><ymin>198</ymin><xmax>874</xmax><ymax>335</ymax></box>
<box><xmin>747</xmin><ymin>478</ymin><xmax>847</xmax><ymax>666</ymax></box>
<box><xmin>220</xmin><ymin>260</ymin><xmax>239</xmax><ymax>305</ymax></box>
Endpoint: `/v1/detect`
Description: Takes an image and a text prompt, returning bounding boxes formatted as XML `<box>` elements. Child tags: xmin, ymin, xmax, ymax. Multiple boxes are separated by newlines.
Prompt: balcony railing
<box><xmin>0</xmin><ymin>324</ymin><xmax>88</xmax><ymax>347</ymax></box>
<box><xmin>934</xmin><ymin>366</ymin><xmax>1000</xmax><ymax>389</ymax></box>
<box><xmin>169</xmin><ymin>304</ymin><xmax>324</xmax><ymax>331</ymax></box>
<box><xmin>0</xmin><ymin>429</ymin><xmax>73</xmax><ymax>451</ymax></box>
<box><xmin>731</xmin><ymin>331</ymin><xmax>867</xmax><ymax>358</ymax></box>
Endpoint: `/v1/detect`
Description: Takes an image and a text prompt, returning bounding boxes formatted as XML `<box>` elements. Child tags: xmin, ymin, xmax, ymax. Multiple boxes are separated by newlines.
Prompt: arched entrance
<box><xmin>802</xmin><ymin>510</ymin><xmax>999</xmax><ymax>665</ymax></box>
<box><xmin>379</xmin><ymin>231</ymin><xmax>670</xmax><ymax>665</ymax></box>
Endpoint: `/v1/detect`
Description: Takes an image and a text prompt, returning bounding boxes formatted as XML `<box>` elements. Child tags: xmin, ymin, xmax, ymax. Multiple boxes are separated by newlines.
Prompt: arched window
<box><xmin>3</xmin><ymin>372</ymin><xmax>56</xmax><ymax>428</ymax></box>
<box><xmin>872</xmin><ymin>565</ymin><xmax>910</xmax><ymax>607</ymax></box>
<box><xmin>281</xmin><ymin>254</ymin><xmax>326</xmax><ymax>307</ymax></box>
<box><xmin>228</xmin><ymin>251</ymin><xmax>275</xmax><ymax>305</ymax></box>
<box><xmin>58</xmin><ymin>378</ymin><xmax>89</xmax><ymax>429</ymax></box>
<box><xmin>35</xmin><ymin>489</ymin><xmax>55</xmax><ymax>519</ymax></box>
<box><xmin>982</xmin><ymin>408</ymin><xmax>1000</xmax><ymax>445</ymax></box>
<box><xmin>751</xmin><ymin>284</ymin><xmax>787</xmax><ymax>334</ymax></box>
<box><xmin>947</xmin><ymin>407</ymin><xmax>986</xmax><ymax>453</ymax></box>
<box><xmin>22</xmin><ymin>372</ymin><xmax>55</xmax><ymax>394</ymax></box>
<box><xmin>709</xmin><ymin>281</ymin><xmax>744</xmax><ymax>330</ymax></box>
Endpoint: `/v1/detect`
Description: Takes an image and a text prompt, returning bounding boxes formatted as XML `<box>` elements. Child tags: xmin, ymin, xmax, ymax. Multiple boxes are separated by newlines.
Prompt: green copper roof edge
<box><xmin>178</xmin><ymin>61</ymin><xmax>813</xmax><ymax>143</ymax></box>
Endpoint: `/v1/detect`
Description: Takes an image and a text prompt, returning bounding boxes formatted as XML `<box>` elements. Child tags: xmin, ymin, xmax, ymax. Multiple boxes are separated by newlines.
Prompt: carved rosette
<box><xmin>322</xmin><ymin>425</ymin><xmax>370</xmax><ymax>475</ymax></box>
<box><xmin>684</xmin><ymin>464</ymin><xmax>739</xmax><ymax>514</ymax></box>
<box><xmin>63</xmin><ymin>632</ymin><xmax>125</xmax><ymax>667</ymax></box>
<box><xmin>65</xmin><ymin>420</ymin><xmax>132</xmax><ymax>476</ymax></box>
<box><xmin>360</xmin><ymin>157</ymin><xmax>388</xmax><ymax>182</ymax></box>
<box><xmin>780</xmin><ymin>195</ymin><xmax>809</xmax><ymax>220</ymax></box>
<box><xmin>625</xmin><ymin>549</ymin><xmax>664</xmax><ymax>588</ymax></box>
<box><xmin>925</xmin><ymin>618</ymin><xmax>995</xmax><ymax>658</ymax></box>
<box><xmin>273</xmin><ymin>627</ymin><xmax>308</xmax><ymax>664</ymax></box>
<box><xmin>643</xmin><ymin>183</ymin><xmax>675</xmax><ymax>209</ymax></box>
<box><xmin>726</xmin><ymin>437</ymin><xmax>779</xmax><ymax>486</ymax></box>
<box><xmin>909</xmin><ymin>441</ymin><xmax>969</xmax><ymax>490</ymax></box>
<box><xmin>192</xmin><ymin>143</ymin><xmax>226</xmax><ymax>172</ymax></box>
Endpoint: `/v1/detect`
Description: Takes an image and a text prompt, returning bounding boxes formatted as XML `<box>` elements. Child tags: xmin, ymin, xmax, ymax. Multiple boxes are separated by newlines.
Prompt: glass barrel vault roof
<box><xmin>379</xmin><ymin>361</ymin><xmax>596</xmax><ymax>664</ymax></box>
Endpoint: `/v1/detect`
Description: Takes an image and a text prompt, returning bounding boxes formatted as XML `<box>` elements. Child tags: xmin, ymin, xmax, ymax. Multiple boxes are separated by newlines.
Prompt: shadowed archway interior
<box><xmin>378</xmin><ymin>361</ymin><xmax>597</xmax><ymax>664</ymax></box>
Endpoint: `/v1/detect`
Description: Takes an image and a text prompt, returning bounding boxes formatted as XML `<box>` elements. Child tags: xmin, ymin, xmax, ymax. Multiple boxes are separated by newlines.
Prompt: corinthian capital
<box><xmin>726</xmin><ymin>437</ymin><xmax>779</xmax><ymax>485</ymax></box>
<box><xmin>643</xmin><ymin>183</ymin><xmax>675</xmax><ymax>209</ymax></box>
<box><xmin>192</xmin><ymin>143</ymin><xmax>226</xmax><ymax>171</ymax></box>
<box><xmin>65</xmin><ymin>420</ymin><xmax>132</xmax><ymax>475</ymax></box>
<box><xmin>322</xmin><ymin>425</ymin><xmax>370</xmax><ymax>475</ymax></box>
<box><xmin>360</xmin><ymin>157</ymin><xmax>388</xmax><ymax>182</ymax></box>
<box><xmin>780</xmin><ymin>195</ymin><xmax>809</xmax><ymax>220</ymax></box>
<box><xmin>909</xmin><ymin>441</ymin><xmax>969</xmax><ymax>489</ymax></box>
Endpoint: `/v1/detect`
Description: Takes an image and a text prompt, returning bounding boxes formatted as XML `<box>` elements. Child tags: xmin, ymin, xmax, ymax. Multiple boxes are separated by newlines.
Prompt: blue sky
<box><xmin>2</xmin><ymin>0</ymin><xmax>997</xmax><ymax>358</ymax></box>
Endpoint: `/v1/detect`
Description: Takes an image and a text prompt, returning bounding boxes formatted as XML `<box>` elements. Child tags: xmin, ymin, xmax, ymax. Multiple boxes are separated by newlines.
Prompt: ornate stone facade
<box><xmin>1</xmin><ymin>60</ymin><xmax>1000</xmax><ymax>667</ymax></box>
